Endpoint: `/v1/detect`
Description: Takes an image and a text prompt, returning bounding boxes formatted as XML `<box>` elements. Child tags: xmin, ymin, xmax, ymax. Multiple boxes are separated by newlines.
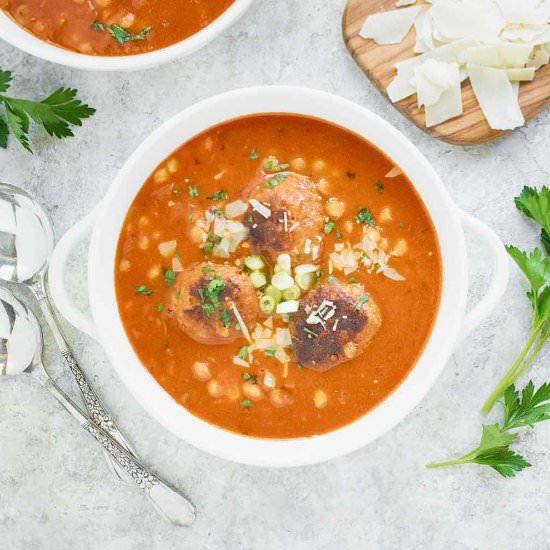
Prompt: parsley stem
<box><xmin>426</xmin><ymin>449</ymin><xmax>479</xmax><ymax>469</ymax></box>
<box><xmin>481</xmin><ymin>324</ymin><xmax>542</xmax><ymax>415</ymax></box>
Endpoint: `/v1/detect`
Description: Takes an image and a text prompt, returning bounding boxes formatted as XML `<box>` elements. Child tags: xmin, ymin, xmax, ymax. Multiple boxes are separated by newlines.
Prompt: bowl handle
<box><xmin>458</xmin><ymin>208</ymin><xmax>509</xmax><ymax>341</ymax></box>
<box><xmin>48</xmin><ymin>205</ymin><xmax>101</xmax><ymax>340</ymax></box>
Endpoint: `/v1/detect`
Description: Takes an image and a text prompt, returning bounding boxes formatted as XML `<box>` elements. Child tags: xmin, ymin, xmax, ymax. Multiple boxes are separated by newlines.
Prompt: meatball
<box><xmin>169</xmin><ymin>262</ymin><xmax>259</xmax><ymax>345</ymax></box>
<box><xmin>291</xmin><ymin>283</ymin><xmax>381</xmax><ymax>371</ymax></box>
<box><xmin>242</xmin><ymin>172</ymin><xmax>325</xmax><ymax>264</ymax></box>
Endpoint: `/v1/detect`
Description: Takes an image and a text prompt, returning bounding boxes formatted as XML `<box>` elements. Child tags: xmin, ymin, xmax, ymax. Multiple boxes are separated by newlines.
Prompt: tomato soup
<box><xmin>115</xmin><ymin>114</ymin><xmax>442</xmax><ymax>439</ymax></box>
<box><xmin>1</xmin><ymin>0</ymin><xmax>235</xmax><ymax>56</ymax></box>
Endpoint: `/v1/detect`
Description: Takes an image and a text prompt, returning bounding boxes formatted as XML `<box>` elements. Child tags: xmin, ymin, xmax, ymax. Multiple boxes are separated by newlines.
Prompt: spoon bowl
<box><xmin>0</xmin><ymin>183</ymin><xmax>54</xmax><ymax>285</ymax></box>
<box><xmin>0</xmin><ymin>285</ymin><xmax>42</xmax><ymax>376</ymax></box>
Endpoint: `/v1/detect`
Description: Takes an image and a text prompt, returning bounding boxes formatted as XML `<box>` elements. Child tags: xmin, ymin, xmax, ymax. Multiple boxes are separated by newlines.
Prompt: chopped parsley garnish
<box><xmin>376</xmin><ymin>181</ymin><xmax>384</xmax><ymax>193</ymax></box>
<box><xmin>276</xmin><ymin>163</ymin><xmax>290</xmax><ymax>171</ymax></box>
<box><xmin>172</xmin><ymin>188</ymin><xmax>182</xmax><ymax>197</ymax></box>
<box><xmin>188</xmin><ymin>185</ymin><xmax>199</xmax><ymax>197</ymax></box>
<box><xmin>237</xmin><ymin>346</ymin><xmax>249</xmax><ymax>359</ymax></box>
<box><xmin>264</xmin><ymin>173</ymin><xmax>286</xmax><ymax>189</ymax></box>
<box><xmin>265</xmin><ymin>348</ymin><xmax>277</xmax><ymax>357</ymax></box>
<box><xmin>355</xmin><ymin>208</ymin><xmax>375</xmax><ymax>226</ymax></box>
<box><xmin>155</xmin><ymin>303</ymin><xmax>164</xmax><ymax>312</ymax></box>
<box><xmin>303</xmin><ymin>327</ymin><xmax>318</xmax><ymax>339</ymax></box>
<box><xmin>327</xmin><ymin>274</ymin><xmax>339</xmax><ymax>286</ymax></box>
<box><xmin>242</xmin><ymin>372</ymin><xmax>257</xmax><ymax>383</ymax></box>
<box><xmin>324</xmin><ymin>221</ymin><xmax>336</xmax><ymax>235</ymax></box>
<box><xmin>263</xmin><ymin>160</ymin><xmax>275</xmax><ymax>170</ymax></box>
<box><xmin>335</xmin><ymin>227</ymin><xmax>343</xmax><ymax>241</ymax></box>
<box><xmin>247</xmin><ymin>214</ymin><xmax>254</xmax><ymax>223</ymax></box>
<box><xmin>207</xmin><ymin>189</ymin><xmax>228</xmax><ymax>200</ymax></box>
<box><xmin>240</xmin><ymin>399</ymin><xmax>252</xmax><ymax>409</ymax></box>
<box><xmin>163</xmin><ymin>269</ymin><xmax>176</xmax><ymax>287</ymax></box>
<box><xmin>355</xmin><ymin>294</ymin><xmax>370</xmax><ymax>310</ymax></box>
<box><xmin>348</xmin><ymin>277</ymin><xmax>356</xmax><ymax>283</ymax></box>
<box><xmin>202</xmin><ymin>232</ymin><xmax>222</xmax><ymax>254</ymax></box>
<box><xmin>249</xmin><ymin>147</ymin><xmax>259</xmax><ymax>160</ymax></box>
<box><xmin>314</xmin><ymin>270</ymin><xmax>323</xmax><ymax>285</ymax></box>
<box><xmin>92</xmin><ymin>22</ymin><xmax>151</xmax><ymax>45</ymax></box>
<box><xmin>135</xmin><ymin>285</ymin><xmax>153</xmax><ymax>296</ymax></box>
<box><xmin>202</xmin><ymin>266</ymin><xmax>214</xmax><ymax>274</ymax></box>
<box><xmin>219</xmin><ymin>308</ymin><xmax>232</xmax><ymax>328</ymax></box>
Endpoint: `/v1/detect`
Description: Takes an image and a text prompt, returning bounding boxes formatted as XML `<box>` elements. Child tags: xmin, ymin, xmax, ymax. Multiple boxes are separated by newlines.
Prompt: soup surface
<box><xmin>1</xmin><ymin>0</ymin><xmax>234</xmax><ymax>56</ymax></box>
<box><xmin>115</xmin><ymin>114</ymin><xmax>442</xmax><ymax>439</ymax></box>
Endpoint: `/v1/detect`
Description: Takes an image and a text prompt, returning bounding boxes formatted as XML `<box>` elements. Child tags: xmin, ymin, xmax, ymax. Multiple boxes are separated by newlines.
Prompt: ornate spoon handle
<box><xmin>34</xmin><ymin>367</ymin><xmax>195</xmax><ymax>527</ymax></box>
<box><xmin>30</xmin><ymin>278</ymin><xmax>135</xmax><ymax>470</ymax></box>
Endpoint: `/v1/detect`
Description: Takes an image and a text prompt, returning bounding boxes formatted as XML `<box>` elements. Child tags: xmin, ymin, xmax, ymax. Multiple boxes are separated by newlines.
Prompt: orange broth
<box><xmin>1</xmin><ymin>0</ymin><xmax>234</xmax><ymax>56</ymax></box>
<box><xmin>115</xmin><ymin>114</ymin><xmax>442</xmax><ymax>439</ymax></box>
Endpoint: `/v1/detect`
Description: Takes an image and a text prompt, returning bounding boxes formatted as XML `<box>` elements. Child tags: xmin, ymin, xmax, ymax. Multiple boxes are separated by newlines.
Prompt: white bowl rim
<box><xmin>87</xmin><ymin>85</ymin><xmax>469</xmax><ymax>467</ymax></box>
<box><xmin>0</xmin><ymin>0</ymin><xmax>253</xmax><ymax>71</ymax></box>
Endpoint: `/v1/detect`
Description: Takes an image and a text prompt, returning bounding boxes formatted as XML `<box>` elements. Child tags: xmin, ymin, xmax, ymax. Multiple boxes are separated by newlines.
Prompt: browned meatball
<box><xmin>291</xmin><ymin>283</ymin><xmax>382</xmax><ymax>371</ymax></box>
<box><xmin>241</xmin><ymin>172</ymin><xmax>325</xmax><ymax>264</ymax></box>
<box><xmin>169</xmin><ymin>262</ymin><xmax>259</xmax><ymax>345</ymax></box>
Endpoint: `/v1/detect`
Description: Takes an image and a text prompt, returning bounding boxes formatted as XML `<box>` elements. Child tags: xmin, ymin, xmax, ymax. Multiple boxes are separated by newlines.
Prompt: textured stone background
<box><xmin>1</xmin><ymin>1</ymin><xmax>550</xmax><ymax>549</ymax></box>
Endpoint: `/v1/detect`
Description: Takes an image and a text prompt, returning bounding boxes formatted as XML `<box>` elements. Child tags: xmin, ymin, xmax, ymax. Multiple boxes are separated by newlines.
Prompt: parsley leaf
<box><xmin>249</xmin><ymin>147</ymin><xmax>259</xmax><ymax>160</ymax></box>
<box><xmin>207</xmin><ymin>190</ymin><xmax>228</xmax><ymax>200</ymax></box>
<box><xmin>264</xmin><ymin>173</ymin><xmax>286</xmax><ymax>189</ymax></box>
<box><xmin>240</xmin><ymin>399</ymin><xmax>252</xmax><ymax>409</ymax></box>
<box><xmin>0</xmin><ymin>71</ymin><xmax>95</xmax><ymax>152</ymax></box>
<box><xmin>101</xmin><ymin>24</ymin><xmax>151</xmax><ymax>45</ymax></box>
<box><xmin>502</xmin><ymin>382</ymin><xmax>550</xmax><ymax>430</ymax></box>
<box><xmin>188</xmin><ymin>185</ymin><xmax>199</xmax><ymax>197</ymax></box>
<box><xmin>324</xmin><ymin>221</ymin><xmax>335</xmax><ymax>234</ymax></box>
<box><xmin>164</xmin><ymin>269</ymin><xmax>176</xmax><ymax>287</ymax></box>
<box><xmin>355</xmin><ymin>208</ymin><xmax>375</xmax><ymax>226</ymax></box>
<box><xmin>135</xmin><ymin>285</ymin><xmax>153</xmax><ymax>296</ymax></box>
<box><xmin>237</xmin><ymin>346</ymin><xmax>248</xmax><ymax>359</ymax></box>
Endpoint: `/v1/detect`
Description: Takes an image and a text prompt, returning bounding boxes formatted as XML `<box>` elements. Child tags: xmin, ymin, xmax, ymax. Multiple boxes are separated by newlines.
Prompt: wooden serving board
<box><xmin>342</xmin><ymin>0</ymin><xmax>550</xmax><ymax>145</ymax></box>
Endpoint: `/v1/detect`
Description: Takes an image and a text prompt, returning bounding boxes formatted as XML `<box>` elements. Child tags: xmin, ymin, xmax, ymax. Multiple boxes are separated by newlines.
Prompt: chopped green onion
<box><xmin>240</xmin><ymin>399</ymin><xmax>252</xmax><ymax>409</ymax></box>
<box><xmin>324</xmin><ymin>221</ymin><xmax>336</xmax><ymax>234</ymax></box>
<box><xmin>207</xmin><ymin>190</ymin><xmax>228</xmax><ymax>200</ymax></box>
<box><xmin>260</xmin><ymin>294</ymin><xmax>277</xmax><ymax>314</ymax></box>
<box><xmin>265</xmin><ymin>348</ymin><xmax>277</xmax><ymax>357</ymax></box>
<box><xmin>250</xmin><ymin>271</ymin><xmax>267</xmax><ymax>289</ymax></box>
<box><xmin>237</xmin><ymin>345</ymin><xmax>248</xmax><ymax>359</ymax></box>
<box><xmin>188</xmin><ymin>185</ymin><xmax>199</xmax><ymax>197</ymax></box>
<box><xmin>283</xmin><ymin>284</ymin><xmax>301</xmax><ymax>301</ymax></box>
<box><xmin>264</xmin><ymin>285</ymin><xmax>282</xmax><ymax>303</ymax></box>
<box><xmin>164</xmin><ymin>269</ymin><xmax>176</xmax><ymax>287</ymax></box>
<box><xmin>244</xmin><ymin>255</ymin><xmax>265</xmax><ymax>271</ymax></box>
<box><xmin>249</xmin><ymin>147</ymin><xmax>259</xmax><ymax>160</ymax></box>
<box><xmin>355</xmin><ymin>294</ymin><xmax>370</xmax><ymax>310</ymax></box>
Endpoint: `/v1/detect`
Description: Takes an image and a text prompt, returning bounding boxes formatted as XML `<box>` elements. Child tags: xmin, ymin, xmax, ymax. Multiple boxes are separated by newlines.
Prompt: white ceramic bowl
<box><xmin>0</xmin><ymin>0</ymin><xmax>253</xmax><ymax>71</ymax></box>
<box><xmin>49</xmin><ymin>86</ymin><xmax>509</xmax><ymax>467</ymax></box>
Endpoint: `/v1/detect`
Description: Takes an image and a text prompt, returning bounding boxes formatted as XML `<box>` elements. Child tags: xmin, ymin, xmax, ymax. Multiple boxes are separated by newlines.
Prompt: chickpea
<box><xmin>207</xmin><ymin>379</ymin><xmax>224</xmax><ymax>398</ymax></box>
<box><xmin>393</xmin><ymin>239</ymin><xmax>408</xmax><ymax>257</ymax></box>
<box><xmin>318</xmin><ymin>178</ymin><xmax>331</xmax><ymax>196</ymax></box>
<box><xmin>138</xmin><ymin>235</ymin><xmax>150</xmax><ymax>250</ymax></box>
<box><xmin>291</xmin><ymin>157</ymin><xmax>306</xmax><ymax>171</ymax></box>
<box><xmin>192</xmin><ymin>361</ymin><xmax>211</xmax><ymax>382</ymax></box>
<box><xmin>225</xmin><ymin>383</ymin><xmax>241</xmax><ymax>401</ymax></box>
<box><xmin>119</xmin><ymin>259</ymin><xmax>131</xmax><ymax>272</ymax></box>
<box><xmin>312</xmin><ymin>159</ymin><xmax>326</xmax><ymax>173</ymax></box>
<box><xmin>343</xmin><ymin>341</ymin><xmax>358</xmax><ymax>359</ymax></box>
<box><xmin>154</xmin><ymin>168</ymin><xmax>170</xmax><ymax>184</ymax></box>
<box><xmin>147</xmin><ymin>265</ymin><xmax>161</xmax><ymax>280</ymax></box>
<box><xmin>325</xmin><ymin>198</ymin><xmax>345</xmax><ymax>220</ymax></box>
<box><xmin>243</xmin><ymin>383</ymin><xmax>263</xmax><ymax>401</ymax></box>
<box><xmin>167</xmin><ymin>158</ymin><xmax>180</xmax><ymax>174</ymax></box>
<box><xmin>190</xmin><ymin>225</ymin><xmax>207</xmax><ymax>244</ymax></box>
<box><xmin>379</xmin><ymin>207</ymin><xmax>393</xmax><ymax>224</ymax></box>
<box><xmin>343</xmin><ymin>220</ymin><xmax>354</xmax><ymax>234</ymax></box>
<box><xmin>269</xmin><ymin>389</ymin><xmax>292</xmax><ymax>408</ymax></box>
<box><xmin>365</xmin><ymin>226</ymin><xmax>381</xmax><ymax>243</ymax></box>
<box><xmin>313</xmin><ymin>389</ymin><xmax>328</xmax><ymax>409</ymax></box>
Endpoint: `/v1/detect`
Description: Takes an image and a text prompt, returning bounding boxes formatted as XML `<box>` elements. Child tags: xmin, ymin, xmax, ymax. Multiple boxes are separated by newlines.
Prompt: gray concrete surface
<box><xmin>1</xmin><ymin>1</ymin><xmax>550</xmax><ymax>549</ymax></box>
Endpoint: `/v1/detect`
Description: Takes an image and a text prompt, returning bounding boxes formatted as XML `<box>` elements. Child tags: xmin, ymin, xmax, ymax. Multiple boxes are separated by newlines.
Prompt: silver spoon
<box><xmin>0</xmin><ymin>182</ymin><xmax>194</xmax><ymax>526</ymax></box>
<box><xmin>0</xmin><ymin>286</ymin><xmax>195</xmax><ymax>526</ymax></box>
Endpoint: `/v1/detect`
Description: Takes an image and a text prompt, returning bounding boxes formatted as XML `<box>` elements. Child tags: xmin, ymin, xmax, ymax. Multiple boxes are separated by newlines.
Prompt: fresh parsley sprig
<box><xmin>0</xmin><ymin>69</ymin><xmax>95</xmax><ymax>152</ymax></box>
<box><xmin>427</xmin><ymin>381</ymin><xmax>550</xmax><ymax>477</ymax></box>
<box><xmin>482</xmin><ymin>186</ymin><xmax>550</xmax><ymax>414</ymax></box>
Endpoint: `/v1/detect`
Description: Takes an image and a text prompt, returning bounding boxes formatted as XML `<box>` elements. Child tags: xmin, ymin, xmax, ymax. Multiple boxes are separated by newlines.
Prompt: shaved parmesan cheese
<box><xmin>424</xmin><ymin>63</ymin><xmax>463</xmax><ymax>126</ymax></box>
<box><xmin>506</xmin><ymin>67</ymin><xmax>536</xmax><ymax>81</ymax></box>
<box><xmin>231</xmin><ymin>304</ymin><xmax>251</xmax><ymax>343</ymax></box>
<box><xmin>430</xmin><ymin>0</ymin><xmax>505</xmax><ymax>42</ymax></box>
<box><xmin>276</xmin><ymin>300</ymin><xmax>300</xmax><ymax>314</ymax></box>
<box><xmin>385</xmin><ymin>166</ymin><xmax>402</xmax><ymax>178</ymax></box>
<box><xmin>414</xmin><ymin>59</ymin><xmax>459</xmax><ymax>108</ymax></box>
<box><xmin>468</xmin><ymin>64</ymin><xmax>524</xmax><ymax>130</ymax></box>
<box><xmin>249</xmin><ymin>199</ymin><xmax>271</xmax><ymax>219</ymax></box>
<box><xmin>396</xmin><ymin>0</ymin><xmax>416</xmax><ymax>5</ymax></box>
<box><xmin>360</xmin><ymin>6</ymin><xmax>425</xmax><ymax>45</ymax></box>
